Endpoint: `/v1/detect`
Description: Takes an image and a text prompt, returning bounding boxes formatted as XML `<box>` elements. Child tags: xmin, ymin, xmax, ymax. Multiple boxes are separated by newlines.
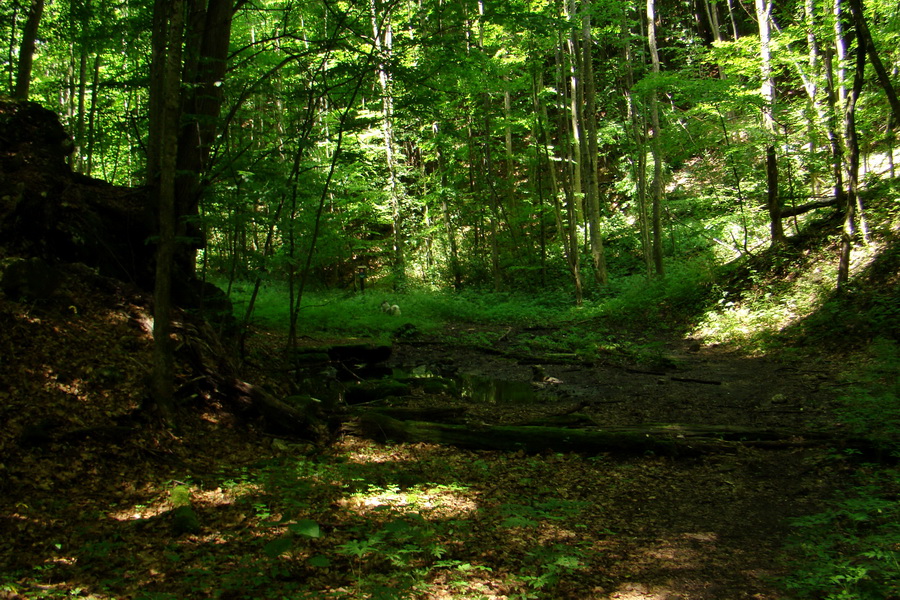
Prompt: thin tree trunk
<box><xmin>756</xmin><ymin>0</ymin><xmax>785</xmax><ymax>246</ymax></box>
<box><xmin>174</xmin><ymin>0</ymin><xmax>236</xmax><ymax>279</ymax></box>
<box><xmin>565</xmin><ymin>0</ymin><xmax>583</xmax><ymax>212</ymax></box>
<box><xmin>822</xmin><ymin>26</ymin><xmax>846</xmax><ymax>216</ymax></box>
<box><xmin>13</xmin><ymin>0</ymin><xmax>44</xmax><ymax>100</ymax></box>
<box><xmin>85</xmin><ymin>54</ymin><xmax>101</xmax><ymax>175</ymax></box>
<box><xmin>552</xmin><ymin>31</ymin><xmax>584</xmax><ymax>303</ymax></box>
<box><xmin>647</xmin><ymin>0</ymin><xmax>665</xmax><ymax>275</ymax></box>
<box><xmin>838</xmin><ymin>4</ymin><xmax>865</xmax><ymax>289</ymax></box>
<box><xmin>725</xmin><ymin>0</ymin><xmax>740</xmax><ymax>39</ymax></box>
<box><xmin>622</xmin><ymin>7</ymin><xmax>653</xmax><ymax>275</ymax></box>
<box><xmin>845</xmin><ymin>0</ymin><xmax>878</xmax><ymax>243</ymax></box>
<box><xmin>75</xmin><ymin>44</ymin><xmax>88</xmax><ymax>170</ymax></box>
<box><xmin>370</xmin><ymin>0</ymin><xmax>405</xmax><ymax>288</ymax></box>
<box><xmin>582</xmin><ymin>0</ymin><xmax>608</xmax><ymax>285</ymax></box>
<box><xmin>847</xmin><ymin>0</ymin><xmax>900</xmax><ymax>124</ymax></box>
<box><xmin>805</xmin><ymin>0</ymin><xmax>820</xmax><ymax>196</ymax></box>
<box><xmin>435</xmin><ymin>126</ymin><xmax>463</xmax><ymax>288</ymax></box>
<box><xmin>834</xmin><ymin>0</ymin><xmax>848</xmax><ymax>108</ymax></box>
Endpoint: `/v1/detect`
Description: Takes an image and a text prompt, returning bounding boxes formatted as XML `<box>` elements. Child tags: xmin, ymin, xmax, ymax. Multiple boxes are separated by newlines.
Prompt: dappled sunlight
<box><xmin>693</xmin><ymin>262</ymin><xmax>836</xmax><ymax>350</ymax></box>
<box><xmin>606</xmin><ymin>582</ymin><xmax>674</xmax><ymax>600</ymax></box>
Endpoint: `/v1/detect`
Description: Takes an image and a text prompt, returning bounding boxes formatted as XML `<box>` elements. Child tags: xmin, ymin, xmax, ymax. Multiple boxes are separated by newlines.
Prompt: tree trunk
<box><xmin>433</xmin><ymin>126</ymin><xmax>463</xmax><ymax>288</ymax></box>
<box><xmin>552</xmin><ymin>32</ymin><xmax>584</xmax><ymax>303</ymax></box>
<box><xmin>756</xmin><ymin>0</ymin><xmax>785</xmax><ymax>246</ymax></box>
<box><xmin>85</xmin><ymin>53</ymin><xmax>101</xmax><ymax>175</ymax></box>
<box><xmin>647</xmin><ymin>0</ymin><xmax>665</xmax><ymax>275</ymax></box>
<box><xmin>13</xmin><ymin>0</ymin><xmax>44</xmax><ymax>101</ymax></box>
<box><xmin>838</xmin><ymin>4</ymin><xmax>865</xmax><ymax>289</ymax></box>
<box><xmin>370</xmin><ymin>0</ymin><xmax>405</xmax><ymax>288</ymax></box>
<box><xmin>582</xmin><ymin>0</ymin><xmax>608</xmax><ymax>285</ymax></box>
<box><xmin>173</xmin><ymin>0</ymin><xmax>236</xmax><ymax>279</ymax></box>
<box><xmin>822</xmin><ymin>21</ymin><xmax>847</xmax><ymax>216</ymax></box>
<box><xmin>847</xmin><ymin>0</ymin><xmax>900</xmax><ymax>125</ymax></box>
<box><xmin>150</xmin><ymin>0</ymin><xmax>185</xmax><ymax>423</ymax></box>
<box><xmin>355</xmin><ymin>413</ymin><xmax>845</xmax><ymax>456</ymax></box>
<box><xmin>621</xmin><ymin>8</ymin><xmax>653</xmax><ymax>277</ymax></box>
<box><xmin>565</xmin><ymin>0</ymin><xmax>584</xmax><ymax>214</ymax></box>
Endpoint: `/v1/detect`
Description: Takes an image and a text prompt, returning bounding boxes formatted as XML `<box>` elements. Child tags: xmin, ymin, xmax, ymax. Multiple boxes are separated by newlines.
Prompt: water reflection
<box><xmin>459</xmin><ymin>373</ymin><xmax>536</xmax><ymax>404</ymax></box>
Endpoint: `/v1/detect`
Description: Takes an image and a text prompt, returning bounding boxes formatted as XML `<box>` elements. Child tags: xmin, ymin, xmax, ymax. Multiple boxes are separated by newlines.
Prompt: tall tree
<box><xmin>13</xmin><ymin>0</ymin><xmax>44</xmax><ymax>100</ymax></box>
<box><xmin>370</xmin><ymin>0</ymin><xmax>406</xmax><ymax>287</ymax></box>
<box><xmin>837</xmin><ymin>0</ymin><xmax>865</xmax><ymax>289</ymax></box>
<box><xmin>755</xmin><ymin>0</ymin><xmax>785</xmax><ymax>246</ymax></box>
<box><xmin>646</xmin><ymin>0</ymin><xmax>665</xmax><ymax>274</ymax></box>
<box><xmin>581</xmin><ymin>0</ymin><xmax>608</xmax><ymax>285</ymax></box>
<box><xmin>174</xmin><ymin>0</ymin><xmax>238</xmax><ymax>278</ymax></box>
<box><xmin>148</xmin><ymin>0</ymin><xmax>185</xmax><ymax>422</ymax></box>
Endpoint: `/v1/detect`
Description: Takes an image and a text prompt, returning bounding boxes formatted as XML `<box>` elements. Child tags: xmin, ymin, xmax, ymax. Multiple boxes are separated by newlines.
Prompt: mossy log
<box><xmin>355</xmin><ymin>413</ymin><xmax>842</xmax><ymax>456</ymax></box>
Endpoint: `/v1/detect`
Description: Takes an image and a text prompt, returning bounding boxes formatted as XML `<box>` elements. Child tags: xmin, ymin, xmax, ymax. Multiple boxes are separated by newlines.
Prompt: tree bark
<box><xmin>552</xmin><ymin>32</ymin><xmax>584</xmax><ymax>303</ymax></box>
<box><xmin>838</xmin><ymin>5</ymin><xmax>865</xmax><ymax>289</ymax></box>
<box><xmin>150</xmin><ymin>0</ymin><xmax>185</xmax><ymax>423</ymax></box>
<box><xmin>622</xmin><ymin>8</ymin><xmax>653</xmax><ymax>277</ymax></box>
<box><xmin>647</xmin><ymin>0</ymin><xmax>666</xmax><ymax>274</ymax></box>
<box><xmin>13</xmin><ymin>0</ymin><xmax>44</xmax><ymax>101</ymax></box>
<box><xmin>370</xmin><ymin>0</ymin><xmax>406</xmax><ymax>288</ymax></box>
<box><xmin>756</xmin><ymin>0</ymin><xmax>786</xmax><ymax>246</ymax></box>
<box><xmin>173</xmin><ymin>0</ymin><xmax>236</xmax><ymax>279</ymax></box>
<box><xmin>582</xmin><ymin>0</ymin><xmax>608</xmax><ymax>285</ymax></box>
<box><xmin>846</xmin><ymin>0</ymin><xmax>900</xmax><ymax>124</ymax></box>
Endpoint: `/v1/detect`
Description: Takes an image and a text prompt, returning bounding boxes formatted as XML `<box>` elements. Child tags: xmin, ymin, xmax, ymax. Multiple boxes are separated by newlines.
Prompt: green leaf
<box><xmin>288</xmin><ymin>519</ymin><xmax>321</xmax><ymax>538</ymax></box>
<box><xmin>308</xmin><ymin>554</ymin><xmax>332</xmax><ymax>568</ymax></box>
<box><xmin>263</xmin><ymin>536</ymin><xmax>293</xmax><ymax>558</ymax></box>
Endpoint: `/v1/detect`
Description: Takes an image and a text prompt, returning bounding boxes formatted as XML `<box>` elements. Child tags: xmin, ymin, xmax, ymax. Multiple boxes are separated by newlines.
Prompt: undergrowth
<box><xmin>219</xmin><ymin>255</ymin><xmax>719</xmax><ymax>359</ymax></box>
<box><xmin>781</xmin><ymin>339</ymin><xmax>900</xmax><ymax>600</ymax></box>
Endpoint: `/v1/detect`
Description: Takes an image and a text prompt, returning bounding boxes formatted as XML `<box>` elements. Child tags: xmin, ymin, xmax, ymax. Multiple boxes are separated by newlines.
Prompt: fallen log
<box><xmin>354</xmin><ymin>413</ymin><xmax>845</xmax><ymax>456</ymax></box>
<box><xmin>780</xmin><ymin>197</ymin><xmax>839</xmax><ymax>217</ymax></box>
<box><xmin>364</xmin><ymin>406</ymin><xmax>468</xmax><ymax>422</ymax></box>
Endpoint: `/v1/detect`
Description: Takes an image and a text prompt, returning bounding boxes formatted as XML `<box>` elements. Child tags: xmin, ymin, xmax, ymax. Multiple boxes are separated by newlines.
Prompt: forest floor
<box><xmin>0</xmin><ymin>270</ymin><xmax>854</xmax><ymax>600</ymax></box>
<box><xmin>363</xmin><ymin>327</ymin><xmax>851</xmax><ymax>599</ymax></box>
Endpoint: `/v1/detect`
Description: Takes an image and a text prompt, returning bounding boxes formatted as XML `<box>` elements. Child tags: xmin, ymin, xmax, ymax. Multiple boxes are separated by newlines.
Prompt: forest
<box><xmin>1</xmin><ymin>0</ymin><xmax>899</xmax><ymax>598</ymax></box>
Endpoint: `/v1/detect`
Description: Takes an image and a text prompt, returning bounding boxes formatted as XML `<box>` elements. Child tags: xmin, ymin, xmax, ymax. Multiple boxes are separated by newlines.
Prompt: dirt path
<box><xmin>369</xmin><ymin>336</ymin><xmax>848</xmax><ymax>599</ymax></box>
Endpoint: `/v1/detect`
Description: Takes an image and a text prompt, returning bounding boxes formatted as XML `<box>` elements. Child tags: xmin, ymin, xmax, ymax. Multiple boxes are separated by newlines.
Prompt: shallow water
<box><xmin>458</xmin><ymin>373</ymin><xmax>537</xmax><ymax>404</ymax></box>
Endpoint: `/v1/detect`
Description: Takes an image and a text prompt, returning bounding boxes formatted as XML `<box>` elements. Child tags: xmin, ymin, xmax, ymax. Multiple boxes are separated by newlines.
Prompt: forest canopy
<box><xmin>2</xmin><ymin>0</ymin><xmax>897</xmax><ymax>300</ymax></box>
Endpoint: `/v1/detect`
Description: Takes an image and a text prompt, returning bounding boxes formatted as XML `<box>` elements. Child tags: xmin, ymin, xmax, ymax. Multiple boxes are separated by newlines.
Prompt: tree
<box><xmin>148</xmin><ymin>0</ymin><xmax>185</xmax><ymax>421</ymax></box>
<box><xmin>174</xmin><ymin>0</ymin><xmax>239</xmax><ymax>278</ymax></box>
<box><xmin>370</xmin><ymin>0</ymin><xmax>406</xmax><ymax>288</ymax></box>
<box><xmin>837</xmin><ymin>0</ymin><xmax>865</xmax><ymax>289</ymax></box>
<box><xmin>581</xmin><ymin>0</ymin><xmax>608</xmax><ymax>285</ymax></box>
<box><xmin>755</xmin><ymin>0</ymin><xmax>785</xmax><ymax>247</ymax></box>
<box><xmin>646</xmin><ymin>0</ymin><xmax>665</xmax><ymax>274</ymax></box>
<box><xmin>13</xmin><ymin>0</ymin><xmax>43</xmax><ymax>100</ymax></box>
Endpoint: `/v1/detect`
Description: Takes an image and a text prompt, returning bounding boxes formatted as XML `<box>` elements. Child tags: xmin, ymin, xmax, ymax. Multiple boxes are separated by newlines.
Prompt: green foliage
<box><xmin>603</xmin><ymin>258</ymin><xmax>719</xmax><ymax>328</ymax></box>
<box><xmin>783</xmin><ymin>469</ymin><xmax>900</xmax><ymax>600</ymax></box>
<box><xmin>782</xmin><ymin>340</ymin><xmax>900</xmax><ymax>600</ymax></box>
<box><xmin>834</xmin><ymin>340</ymin><xmax>900</xmax><ymax>453</ymax></box>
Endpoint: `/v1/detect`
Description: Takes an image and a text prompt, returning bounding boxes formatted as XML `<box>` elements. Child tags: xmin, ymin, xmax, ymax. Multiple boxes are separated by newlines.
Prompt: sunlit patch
<box><xmin>337</xmin><ymin>482</ymin><xmax>479</xmax><ymax>520</ymax></box>
<box><xmin>106</xmin><ymin>496</ymin><xmax>171</xmax><ymax>522</ymax></box>
<box><xmin>606</xmin><ymin>581</ymin><xmax>672</xmax><ymax>599</ymax></box>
